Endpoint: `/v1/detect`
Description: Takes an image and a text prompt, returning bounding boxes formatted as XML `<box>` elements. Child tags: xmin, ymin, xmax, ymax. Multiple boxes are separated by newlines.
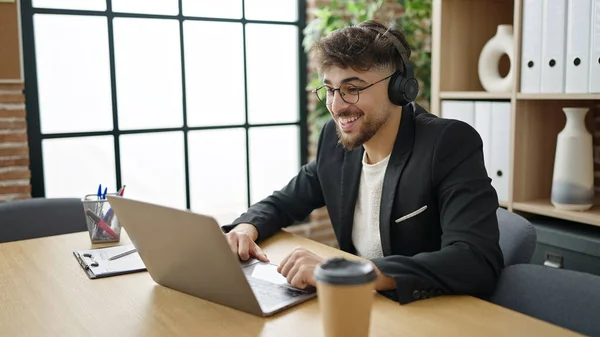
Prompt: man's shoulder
<box><xmin>322</xmin><ymin>118</ymin><xmax>337</xmax><ymax>137</ymax></box>
<box><xmin>318</xmin><ymin>118</ymin><xmax>344</xmax><ymax>149</ymax></box>
<box><xmin>412</xmin><ymin>104</ymin><xmax>481</xmax><ymax>147</ymax></box>
<box><xmin>313</xmin><ymin>119</ymin><xmax>347</xmax><ymax>160</ymax></box>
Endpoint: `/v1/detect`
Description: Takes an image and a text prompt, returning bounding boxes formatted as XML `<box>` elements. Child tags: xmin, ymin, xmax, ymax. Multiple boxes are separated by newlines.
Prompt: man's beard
<box><xmin>334</xmin><ymin>106</ymin><xmax>390</xmax><ymax>151</ymax></box>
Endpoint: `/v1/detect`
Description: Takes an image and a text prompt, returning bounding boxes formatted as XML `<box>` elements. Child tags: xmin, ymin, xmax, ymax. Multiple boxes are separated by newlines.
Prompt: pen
<box><xmin>118</xmin><ymin>185</ymin><xmax>126</xmax><ymax>196</ymax></box>
<box><xmin>103</xmin><ymin>185</ymin><xmax>125</xmax><ymax>223</ymax></box>
<box><xmin>108</xmin><ymin>248</ymin><xmax>138</xmax><ymax>261</ymax></box>
<box><xmin>102</xmin><ymin>208</ymin><xmax>114</xmax><ymax>223</ymax></box>
<box><xmin>96</xmin><ymin>184</ymin><xmax>102</xmax><ymax>213</ymax></box>
<box><xmin>85</xmin><ymin>209</ymin><xmax>118</xmax><ymax>238</ymax></box>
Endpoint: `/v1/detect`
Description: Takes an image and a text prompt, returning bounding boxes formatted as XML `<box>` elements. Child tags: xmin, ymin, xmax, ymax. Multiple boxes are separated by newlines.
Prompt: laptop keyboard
<box><xmin>247</xmin><ymin>276</ymin><xmax>308</xmax><ymax>307</ymax></box>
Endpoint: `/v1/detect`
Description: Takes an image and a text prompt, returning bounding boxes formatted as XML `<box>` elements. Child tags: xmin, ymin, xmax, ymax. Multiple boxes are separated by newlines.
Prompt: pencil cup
<box><xmin>81</xmin><ymin>194</ymin><xmax>121</xmax><ymax>243</ymax></box>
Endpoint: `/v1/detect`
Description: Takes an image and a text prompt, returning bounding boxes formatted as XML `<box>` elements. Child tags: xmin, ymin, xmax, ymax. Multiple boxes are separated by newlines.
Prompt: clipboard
<box><xmin>73</xmin><ymin>244</ymin><xmax>147</xmax><ymax>279</ymax></box>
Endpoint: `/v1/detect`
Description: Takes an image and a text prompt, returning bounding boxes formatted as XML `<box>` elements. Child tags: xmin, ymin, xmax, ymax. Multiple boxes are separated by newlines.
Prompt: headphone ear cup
<box><xmin>387</xmin><ymin>71</ymin><xmax>419</xmax><ymax>106</ymax></box>
<box><xmin>402</xmin><ymin>77</ymin><xmax>419</xmax><ymax>104</ymax></box>
<box><xmin>387</xmin><ymin>71</ymin><xmax>404</xmax><ymax>106</ymax></box>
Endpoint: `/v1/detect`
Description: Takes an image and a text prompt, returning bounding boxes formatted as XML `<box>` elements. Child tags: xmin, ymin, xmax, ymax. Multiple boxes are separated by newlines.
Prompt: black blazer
<box><xmin>223</xmin><ymin>102</ymin><xmax>505</xmax><ymax>304</ymax></box>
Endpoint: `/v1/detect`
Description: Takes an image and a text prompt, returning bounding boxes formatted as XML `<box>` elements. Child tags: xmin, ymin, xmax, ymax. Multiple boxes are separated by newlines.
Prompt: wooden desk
<box><xmin>0</xmin><ymin>230</ymin><xmax>581</xmax><ymax>337</ymax></box>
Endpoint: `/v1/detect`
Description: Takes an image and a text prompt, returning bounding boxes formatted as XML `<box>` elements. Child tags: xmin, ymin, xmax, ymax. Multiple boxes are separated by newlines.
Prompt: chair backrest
<box><xmin>497</xmin><ymin>208</ymin><xmax>537</xmax><ymax>266</ymax></box>
<box><xmin>0</xmin><ymin>198</ymin><xmax>87</xmax><ymax>243</ymax></box>
<box><xmin>488</xmin><ymin>264</ymin><xmax>600</xmax><ymax>336</ymax></box>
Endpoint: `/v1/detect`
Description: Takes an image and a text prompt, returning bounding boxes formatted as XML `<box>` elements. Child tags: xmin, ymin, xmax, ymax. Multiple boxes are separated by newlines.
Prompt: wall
<box><xmin>0</xmin><ymin>0</ymin><xmax>31</xmax><ymax>203</ymax></box>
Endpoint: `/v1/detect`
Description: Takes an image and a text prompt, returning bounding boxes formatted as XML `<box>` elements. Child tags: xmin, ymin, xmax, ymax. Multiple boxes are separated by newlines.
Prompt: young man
<box><xmin>221</xmin><ymin>20</ymin><xmax>504</xmax><ymax>304</ymax></box>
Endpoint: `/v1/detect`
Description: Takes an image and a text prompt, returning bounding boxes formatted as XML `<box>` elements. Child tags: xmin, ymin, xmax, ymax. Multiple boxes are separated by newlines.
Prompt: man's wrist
<box><xmin>372</xmin><ymin>263</ymin><xmax>396</xmax><ymax>291</ymax></box>
<box><xmin>232</xmin><ymin>223</ymin><xmax>259</xmax><ymax>241</ymax></box>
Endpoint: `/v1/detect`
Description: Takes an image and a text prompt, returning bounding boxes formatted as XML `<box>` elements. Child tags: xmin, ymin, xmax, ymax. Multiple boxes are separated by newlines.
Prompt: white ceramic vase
<box><xmin>478</xmin><ymin>24</ymin><xmax>514</xmax><ymax>92</ymax></box>
<box><xmin>551</xmin><ymin>107</ymin><xmax>595</xmax><ymax>211</ymax></box>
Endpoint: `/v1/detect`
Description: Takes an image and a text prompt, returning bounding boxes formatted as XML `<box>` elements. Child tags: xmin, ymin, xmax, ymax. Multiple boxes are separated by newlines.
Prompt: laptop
<box><xmin>106</xmin><ymin>195</ymin><xmax>317</xmax><ymax>317</ymax></box>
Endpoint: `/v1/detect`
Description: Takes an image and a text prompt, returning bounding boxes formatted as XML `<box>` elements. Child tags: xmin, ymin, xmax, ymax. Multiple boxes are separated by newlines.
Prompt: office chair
<box><xmin>497</xmin><ymin>208</ymin><xmax>537</xmax><ymax>266</ymax></box>
<box><xmin>0</xmin><ymin>198</ymin><xmax>87</xmax><ymax>243</ymax></box>
<box><xmin>488</xmin><ymin>264</ymin><xmax>600</xmax><ymax>336</ymax></box>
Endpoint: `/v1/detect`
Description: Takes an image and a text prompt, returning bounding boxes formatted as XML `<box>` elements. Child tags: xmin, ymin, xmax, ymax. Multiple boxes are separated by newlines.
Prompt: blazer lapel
<box><xmin>338</xmin><ymin>147</ymin><xmax>364</xmax><ymax>254</ymax></box>
<box><xmin>379</xmin><ymin>104</ymin><xmax>416</xmax><ymax>256</ymax></box>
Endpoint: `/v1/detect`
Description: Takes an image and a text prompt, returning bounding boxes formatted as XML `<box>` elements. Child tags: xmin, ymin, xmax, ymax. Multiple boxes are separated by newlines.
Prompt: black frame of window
<box><xmin>20</xmin><ymin>0</ymin><xmax>308</xmax><ymax>210</ymax></box>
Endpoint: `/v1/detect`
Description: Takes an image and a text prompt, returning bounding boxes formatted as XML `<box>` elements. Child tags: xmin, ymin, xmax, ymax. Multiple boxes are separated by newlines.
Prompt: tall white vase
<box><xmin>478</xmin><ymin>24</ymin><xmax>514</xmax><ymax>92</ymax></box>
<box><xmin>551</xmin><ymin>107</ymin><xmax>595</xmax><ymax>211</ymax></box>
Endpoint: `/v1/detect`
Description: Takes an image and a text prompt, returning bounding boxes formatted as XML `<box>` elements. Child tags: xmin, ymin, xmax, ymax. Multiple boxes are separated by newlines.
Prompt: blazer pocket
<box><xmin>394</xmin><ymin>205</ymin><xmax>428</xmax><ymax>223</ymax></box>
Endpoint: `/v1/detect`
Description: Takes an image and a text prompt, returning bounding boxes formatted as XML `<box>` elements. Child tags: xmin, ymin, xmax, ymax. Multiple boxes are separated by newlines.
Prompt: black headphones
<box><xmin>366</xmin><ymin>26</ymin><xmax>419</xmax><ymax>106</ymax></box>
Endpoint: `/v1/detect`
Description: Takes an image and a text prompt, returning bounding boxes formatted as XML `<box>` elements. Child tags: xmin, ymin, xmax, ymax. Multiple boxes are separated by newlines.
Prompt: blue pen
<box><xmin>102</xmin><ymin>187</ymin><xmax>107</xmax><ymax>200</ymax></box>
<box><xmin>103</xmin><ymin>208</ymin><xmax>114</xmax><ymax>223</ymax></box>
<box><xmin>96</xmin><ymin>184</ymin><xmax>102</xmax><ymax>213</ymax></box>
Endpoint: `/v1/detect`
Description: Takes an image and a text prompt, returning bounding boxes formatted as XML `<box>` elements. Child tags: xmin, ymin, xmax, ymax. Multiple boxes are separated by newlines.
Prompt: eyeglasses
<box><xmin>312</xmin><ymin>74</ymin><xmax>394</xmax><ymax>105</ymax></box>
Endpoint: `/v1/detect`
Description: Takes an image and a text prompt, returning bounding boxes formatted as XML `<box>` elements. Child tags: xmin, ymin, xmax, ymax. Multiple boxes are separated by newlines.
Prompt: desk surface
<box><xmin>0</xmin><ymin>230</ymin><xmax>581</xmax><ymax>337</ymax></box>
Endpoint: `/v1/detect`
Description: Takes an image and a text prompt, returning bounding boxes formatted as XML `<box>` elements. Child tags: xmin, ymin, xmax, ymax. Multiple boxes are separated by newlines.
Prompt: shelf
<box><xmin>513</xmin><ymin>199</ymin><xmax>600</xmax><ymax>228</ymax></box>
<box><xmin>439</xmin><ymin>92</ymin><xmax>600</xmax><ymax>100</ymax></box>
<box><xmin>440</xmin><ymin>91</ymin><xmax>512</xmax><ymax>100</ymax></box>
<box><xmin>517</xmin><ymin>93</ymin><xmax>600</xmax><ymax>100</ymax></box>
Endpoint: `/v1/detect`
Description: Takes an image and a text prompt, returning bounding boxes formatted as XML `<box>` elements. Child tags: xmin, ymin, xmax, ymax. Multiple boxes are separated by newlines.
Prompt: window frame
<box><xmin>20</xmin><ymin>0</ymin><xmax>308</xmax><ymax>210</ymax></box>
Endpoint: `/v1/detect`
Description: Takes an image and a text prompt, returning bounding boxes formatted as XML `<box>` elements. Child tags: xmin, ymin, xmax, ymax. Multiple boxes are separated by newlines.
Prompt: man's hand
<box><xmin>370</xmin><ymin>261</ymin><xmax>397</xmax><ymax>291</ymax></box>
<box><xmin>225</xmin><ymin>223</ymin><xmax>269</xmax><ymax>262</ymax></box>
<box><xmin>277</xmin><ymin>247</ymin><xmax>324</xmax><ymax>289</ymax></box>
<box><xmin>277</xmin><ymin>248</ymin><xmax>396</xmax><ymax>291</ymax></box>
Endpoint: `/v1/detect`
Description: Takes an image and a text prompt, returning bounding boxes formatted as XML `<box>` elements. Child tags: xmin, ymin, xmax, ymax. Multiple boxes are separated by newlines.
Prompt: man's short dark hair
<box><xmin>311</xmin><ymin>20</ymin><xmax>412</xmax><ymax>76</ymax></box>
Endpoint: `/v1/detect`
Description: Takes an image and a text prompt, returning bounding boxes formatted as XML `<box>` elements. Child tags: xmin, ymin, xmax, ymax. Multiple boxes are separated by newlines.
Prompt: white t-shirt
<box><xmin>351</xmin><ymin>151</ymin><xmax>390</xmax><ymax>259</ymax></box>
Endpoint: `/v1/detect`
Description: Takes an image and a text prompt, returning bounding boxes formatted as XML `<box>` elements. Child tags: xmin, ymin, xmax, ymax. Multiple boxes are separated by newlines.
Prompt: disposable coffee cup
<box><xmin>314</xmin><ymin>257</ymin><xmax>378</xmax><ymax>337</ymax></box>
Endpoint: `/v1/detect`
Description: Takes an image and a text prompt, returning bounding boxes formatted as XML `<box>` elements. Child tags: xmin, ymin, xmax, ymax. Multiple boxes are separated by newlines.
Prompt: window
<box><xmin>21</xmin><ymin>0</ymin><xmax>307</xmax><ymax>226</ymax></box>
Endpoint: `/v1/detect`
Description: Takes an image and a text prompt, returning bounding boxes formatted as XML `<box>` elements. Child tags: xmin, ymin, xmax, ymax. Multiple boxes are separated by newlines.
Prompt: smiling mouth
<box><xmin>338</xmin><ymin>115</ymin><xmax>362</xmax><ymax>125</ymax></box>
<box><xmin>336</xmin><ymin>114</ymin><xmax>362</xmax><ymax>133</ymax></box>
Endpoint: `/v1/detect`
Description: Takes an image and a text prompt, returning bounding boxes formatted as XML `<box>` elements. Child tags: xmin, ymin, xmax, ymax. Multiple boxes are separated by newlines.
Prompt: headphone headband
<box><xmin>366</xmin><ymin>26</ymin><xmax>412</xmax><ymax>77</ymax></box>
<box><xmin>364</xmin><ymin>25</ymin><xmax>419</xmax><ymax>106</ymax></box>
